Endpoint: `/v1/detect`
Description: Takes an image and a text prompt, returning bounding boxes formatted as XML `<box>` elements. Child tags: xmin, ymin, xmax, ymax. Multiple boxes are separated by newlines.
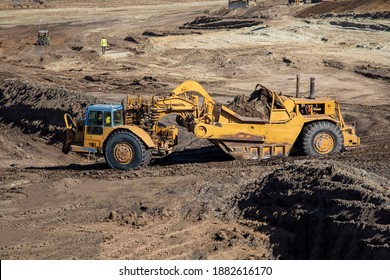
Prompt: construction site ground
<box><xmin>0</xmin><ymin>0</ymin><xmax>389</xmax><ymax>259</ymax></box>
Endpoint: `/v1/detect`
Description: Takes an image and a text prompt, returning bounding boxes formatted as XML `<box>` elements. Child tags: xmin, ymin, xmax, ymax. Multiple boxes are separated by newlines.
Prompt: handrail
<box><xmin>64</xmin><ymin>113</ymin><xmax>76</xmax><ymax>129</ymax></box>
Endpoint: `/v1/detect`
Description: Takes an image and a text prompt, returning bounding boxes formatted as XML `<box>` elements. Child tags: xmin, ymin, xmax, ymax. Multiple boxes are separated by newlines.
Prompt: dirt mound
<box><xmin>181</xmin><ymin>16</ymin><xmax>262</xmax><ymax>30</ymax></box>
<box><xmin>212</xmin><ymin>2</ymin><xmax>288</xmax><ymax>19</ymax></box>
<box><xmin>2</xmin><ymin>0</ymin><xmax>46</xmax><ymax>9</ymax></box>
<box><xmin>226</xmin><ymin>87</ymin><xmax>271</xmax><ymax>119</ymax></box>
<box><xmin>329</xmin><ymin>19</ymin><xmax>390</xmax><ymax>31</ymax></box>
<box><xmin>296</xmin><ymin>0</ymin><xmax>390</xmax><ymax>17</ymax></box>
<box><xmin>0</xmin><ymin>80</ymin><xmax>100</xmax><ymax>143</ymax></box>
<box><xmin>238</xmin><ymin>161</ymin><xmax>390</xmax><ymax>259</ymax></box>
<box><xmin>181</xmin><ymin>2</ymin><xmax>283</xmax><ymax>30</ymax></box>
<box><xmin>354</xmin><ymin>64</ymin><xmax>390</xmax><ymax>82</ymax></box>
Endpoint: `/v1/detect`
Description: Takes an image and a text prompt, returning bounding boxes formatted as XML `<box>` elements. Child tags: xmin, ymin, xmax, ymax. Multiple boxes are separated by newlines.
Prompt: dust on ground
<box><xmin>0</xmin><ymin>0</ymin><xmax>389</xmax><ymax>260</ymax></box>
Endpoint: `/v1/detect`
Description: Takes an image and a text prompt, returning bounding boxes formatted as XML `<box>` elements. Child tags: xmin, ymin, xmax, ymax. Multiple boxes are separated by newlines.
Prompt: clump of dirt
<box><xmin>181</xmin><ymin>1</ymin><xmax>284</xmax><ymax>30</ymax></box>
<box><xmin>323</xmin><ymin>59</ymin><xmax>345</xmax><ymax>70</ymax></box>
<box><xmin>130</xmin><ymin>76</ymin><xmax>168</xmax><ymax>89</ymax></box>
<box><xmin>238</xmin><ymin>161</ymin><xmax>390</xmax><ymax>259</ymax></box>
<box><xmin>226</xmin><ymin>87</ymin><xmax>271</xmax><ymax>119</ymax></box>
<box><xmin>354</xmin><ymin>64</ymin><xmax>390</xmax><ymax>82</ymax></box>
<box><xmin>0</xmin><ymin>80</ymin><xmax>100</xmax><ymax>143</ymax></box>
<box><xmin>296</xmin><ymin>0</ymin><xmax>390</xmax><ymax>18</ymax></box>
<box><xmin>329</xmin><ymin>20</ymin><xmax>390</xmax><ymax>31</ymax></box>
<box><xmin>5</xmin><ymin>0</ymin><xmax>46</xmax><ymax>9</ymax></box>
<box><xmin>142</xmin><ymin>30</ymin><xmax>202</xmax><ymax>37</ymax></box>
<box><xmin>124</xmin><ymin>35</ymin><xmax>139</xmax><ymax>43</ymax></box>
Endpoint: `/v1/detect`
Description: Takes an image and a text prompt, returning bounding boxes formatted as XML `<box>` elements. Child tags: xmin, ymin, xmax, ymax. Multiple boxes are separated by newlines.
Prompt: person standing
<box><xmin>100</xmin><ymin>37</ymin><xmax>108</xmax><ymax>54</ymax></box>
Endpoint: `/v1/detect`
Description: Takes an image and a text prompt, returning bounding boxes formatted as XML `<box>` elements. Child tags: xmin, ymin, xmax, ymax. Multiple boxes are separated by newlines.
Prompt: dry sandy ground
<box><xmin>0</xmin><ymin>0</ymin><xmax>389</xmax><ymax>259</ymax></box>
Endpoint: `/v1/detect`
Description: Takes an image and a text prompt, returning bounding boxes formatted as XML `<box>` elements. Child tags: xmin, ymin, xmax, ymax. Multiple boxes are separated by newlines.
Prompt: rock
<box><xmin>282</xmin><ymin>57</ymin><xmax>292</xmax><ymax>64</ymax></box>
<box><xmin>108</xmin><ymin>211</ymin><xmax>117</xmax><ymax>220</ymax></box>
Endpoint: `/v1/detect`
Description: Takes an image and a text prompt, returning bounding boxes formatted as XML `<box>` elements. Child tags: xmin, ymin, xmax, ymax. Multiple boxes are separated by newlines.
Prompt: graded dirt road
<box><xmin>0</xmin><ymin>0</ymin><xmax>389</xmax><ymax>259</ymax></box>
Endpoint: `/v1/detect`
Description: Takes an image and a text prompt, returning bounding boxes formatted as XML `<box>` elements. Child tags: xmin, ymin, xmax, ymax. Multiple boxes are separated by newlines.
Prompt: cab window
<box><xmin>113</xmin><ymin>109</ymin><xmax>124</xmax><ymax>126</ymax></box>
<box><xmin>87</xmin><ymin>110</ymin><xmax>103</xmax><ymax>135</ymax></box>
<box><xmin>104</xmin><ymin>111</ymin><xmax>112</xmax><ymax>127</ymax></box>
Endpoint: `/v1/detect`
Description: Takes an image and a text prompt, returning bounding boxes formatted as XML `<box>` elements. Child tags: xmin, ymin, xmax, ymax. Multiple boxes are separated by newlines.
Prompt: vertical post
<box><xmin>309</xmin><ymin>77</ymin><xmax>315</xmax><ymax>99</ymax></box>
<box><xmin>296</xmin><ymin>74</ymin><xmax>300</xmax><ymax>98</ymax></box>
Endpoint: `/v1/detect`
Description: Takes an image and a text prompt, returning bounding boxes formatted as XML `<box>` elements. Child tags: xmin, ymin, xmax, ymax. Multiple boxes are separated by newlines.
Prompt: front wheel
<box><xmin>104</xmin><ymin>130</ymin><xmax>150</xmax><ymax>170</ymax></box>
<box><xmin>302</xmin><ymin>121</ymin><xmax>343</xmax><ymax>156</ymax></box>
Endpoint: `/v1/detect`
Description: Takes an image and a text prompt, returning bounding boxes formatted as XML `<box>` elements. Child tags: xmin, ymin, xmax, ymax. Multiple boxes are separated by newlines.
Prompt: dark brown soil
<box><xmin>181</xmin><ymin>16</ymin><xmax>263</xmax><ymax>30</ymax></box>
<box><xmin>226</xmin><ymin>87</ymin><xmax>271</xmax><ymax>119</ymax></box>
<box><xmin>296</xmin><ymin>0</ymin><xmax>390</xmax><ymax>17</ymax></box>
<box><xmin>354</xmin><ymin>64</ymin><xmax>390</xmax><ymax>82</ymax></box>
<box><xmin>0</xmin><ymin>80</ymin><xmax>99</xmax><ymax>143</ymax></box>
<box><xmin>329</xmin><ymin>20</ymin><xmax>390</xmax><ymax>31</ymax></box>
<box><xmin>323</xmin><ymin>59</ymin><xmax>345</xmax><ymax>70</ymax></box>
<box><xmin>238</xmin><ymin>161</ymin><xmax>390</xmax><ymax>259</ymax></box>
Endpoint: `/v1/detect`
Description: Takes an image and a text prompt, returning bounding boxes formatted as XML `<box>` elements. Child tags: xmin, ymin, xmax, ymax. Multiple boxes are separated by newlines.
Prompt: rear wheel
<box><xmin>302</xmin><ymin>121</ymin><xmax>343</xmax><ymax>156</ymax></box>
<box><xmin>104</xmin><ymin>130</ymin><xmax>150</xmax><ymax>170</ymax></box>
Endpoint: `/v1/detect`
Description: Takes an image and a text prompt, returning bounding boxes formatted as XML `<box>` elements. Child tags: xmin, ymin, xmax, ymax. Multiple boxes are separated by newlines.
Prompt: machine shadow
<box><xmin>152</xmin><ymin>146</ymin><xmax>234</xmax><ymax>166</ymax></box>
<box><xmin>25</xmin><ymin>147</ymin><xmax>233</xmax><ymax>171</ymax></box>
<box><xmin>25</xmin><ymin>162</ymin><xmax>110</xmax><ymax>171</ymax></box>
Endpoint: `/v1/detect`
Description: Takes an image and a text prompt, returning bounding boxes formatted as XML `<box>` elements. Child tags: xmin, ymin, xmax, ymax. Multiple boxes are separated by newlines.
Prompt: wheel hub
<box><xmin>313</xmin><ymin>133</ymin><xmax>334</xmax><ymax>154</ymax></box>
<box><xmin>114</xmin><ymin>142</ymin><xmax>134</xmax><ymax>164</ymax></box>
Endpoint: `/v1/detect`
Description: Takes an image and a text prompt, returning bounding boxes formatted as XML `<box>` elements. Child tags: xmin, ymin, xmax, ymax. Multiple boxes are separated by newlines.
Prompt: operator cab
<box><xmin>86</xmin><ymin>104</ymin><xmax>124</xmax><ymax>135</ymax></box>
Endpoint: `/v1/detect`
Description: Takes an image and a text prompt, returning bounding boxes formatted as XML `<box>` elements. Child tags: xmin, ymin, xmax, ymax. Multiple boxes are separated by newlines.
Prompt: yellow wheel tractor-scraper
<box><xmin>62</xmin><ymin>80</ymin><xmax>360</xmax><ymax>170</ymax></box>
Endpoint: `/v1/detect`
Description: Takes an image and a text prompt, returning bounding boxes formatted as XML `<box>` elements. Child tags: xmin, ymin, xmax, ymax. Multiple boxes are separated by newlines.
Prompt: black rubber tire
<box><xmin>141</xmin><ymin>149</ymin><xmax>152</xmax><ymax>167</ymax></box>
<box><xmin>104</xmin><ymin>130</ymin><xmax>150</xmax><ymax>170</ymax></box>
<box><xmin>302</xmin><ymin>121</ymin><xmax>343</xmax><ymax>156</ymax></box>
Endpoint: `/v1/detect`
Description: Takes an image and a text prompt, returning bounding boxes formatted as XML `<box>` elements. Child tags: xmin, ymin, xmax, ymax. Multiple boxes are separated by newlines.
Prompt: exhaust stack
<box><xmin>309</xmin><ymin>77</ymin><xmax>315</xmax><ymax>99</ymax></box>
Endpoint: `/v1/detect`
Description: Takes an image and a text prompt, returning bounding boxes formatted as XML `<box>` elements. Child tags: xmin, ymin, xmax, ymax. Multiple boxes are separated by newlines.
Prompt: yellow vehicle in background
<box><xmin>288</xmin><ymin>0</ymin><xmax>306</xmax><ymax>4</ymax></box>
<box><xmin>62</xmin><ymin>80</ymin><xmax>360</xmax><ymax>170</ymax></box>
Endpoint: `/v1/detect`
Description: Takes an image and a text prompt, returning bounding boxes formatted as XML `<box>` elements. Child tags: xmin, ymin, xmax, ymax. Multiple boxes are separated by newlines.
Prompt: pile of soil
<box><xmin>238</xmin><ymin>161</ymin><xmax>390</xmax><ymax>259</ymax></box>
<box><xmin>181</xmin><ymin>16</ymin><xmax>262</xmax><ymax>30</ymax></box>
<box><xmin>329</xmin><ymin>19</ymin><xmax>390</xmax><ymax>31</ymax></box>
<box><xmin>354</xmin><ymin>64</ymin><xmax>390</xmax><ymax>82</ymax></box>
<box><xmin>3</xmin><ymin>0</ymin><xmax>46</xmax><ymax>9</ymax></box>
<box><xmin>296</xmin><ymin>0</ymin><xmax>390</xmax><ymax>18</ymax></box>
<box><xmin>226</xmin><ymin>87</ymin><xmax>271</xmax><ymax>119</ymax></box>
<box><xmin>0</xmin><ymin>80</ymin><xmax>100</xmax><ymax>143</ymax></box>
<box><xmin>180</xmin><ymin>1</ymin><xmax>286</xmax><ymax>30</ymax></box>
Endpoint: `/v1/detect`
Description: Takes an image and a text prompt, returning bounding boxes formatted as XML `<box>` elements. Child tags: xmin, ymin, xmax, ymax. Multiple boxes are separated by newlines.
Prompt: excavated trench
<box><xmin>237</xmin><ymin>162</ymin><xmax>390</xmax><ymax>259</ymax></box>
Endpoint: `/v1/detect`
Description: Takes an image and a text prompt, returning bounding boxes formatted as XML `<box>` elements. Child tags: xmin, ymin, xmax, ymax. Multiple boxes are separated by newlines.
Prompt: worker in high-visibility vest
<box><xmin>100</xmin><ymin>37</ymin><xmax>108</xmax><ymax>54</ymax></box>
<box><xmin>105</xmin><ymin>115</ymin><xmax>111</xmax><ymax>126</ymax></box>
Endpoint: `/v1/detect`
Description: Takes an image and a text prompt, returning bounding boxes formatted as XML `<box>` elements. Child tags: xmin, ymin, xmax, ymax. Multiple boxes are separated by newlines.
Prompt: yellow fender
<box><xmin>122</xmin><ymin>126</ymin><xmax>156</xmax><ymax>148</ymax></box>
